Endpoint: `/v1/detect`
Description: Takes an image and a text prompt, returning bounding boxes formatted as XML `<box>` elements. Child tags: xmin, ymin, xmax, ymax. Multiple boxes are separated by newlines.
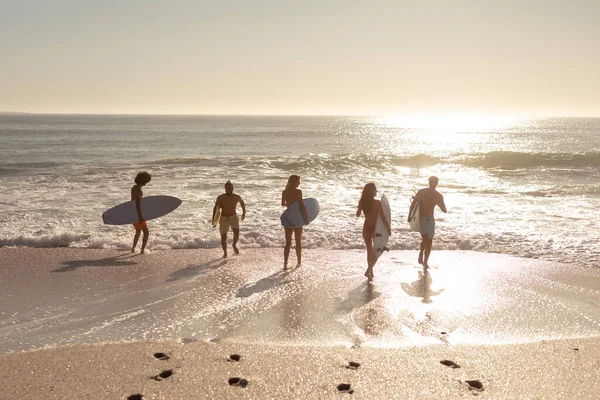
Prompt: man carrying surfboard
<box><xmin>131</xmin><ymin>171</ymin><xmax>152</xmax><ymax>254</ymax></box>
<box><xmin>408</xmin><ymin>176</ymin><xmax>447</xmax><ymax>268</ymax></box>
<box><xmin>212</xmin><ymin>181</ymin><xmax>246</xmax><ymax>258</ymax></box>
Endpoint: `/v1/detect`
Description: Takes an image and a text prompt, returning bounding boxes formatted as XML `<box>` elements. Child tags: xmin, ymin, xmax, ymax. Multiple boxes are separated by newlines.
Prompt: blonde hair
<box><xmin>286</xmin><ymin>175</ymin><xmax>300</xmax><ymax>190</ymax></box>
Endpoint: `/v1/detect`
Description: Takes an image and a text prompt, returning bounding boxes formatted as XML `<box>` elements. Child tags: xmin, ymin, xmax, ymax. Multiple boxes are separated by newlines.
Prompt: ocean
<box><xmin>1</xmin><ymin>115</ymin><xmax>599</xmax><ymax>268</ymax></box>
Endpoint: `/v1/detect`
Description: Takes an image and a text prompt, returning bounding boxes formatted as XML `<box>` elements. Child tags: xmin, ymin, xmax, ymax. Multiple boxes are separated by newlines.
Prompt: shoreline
<box><xmin>2</xmin><ymin>247</ymin><xmax>599</xmax><ymax>398</ymax></box>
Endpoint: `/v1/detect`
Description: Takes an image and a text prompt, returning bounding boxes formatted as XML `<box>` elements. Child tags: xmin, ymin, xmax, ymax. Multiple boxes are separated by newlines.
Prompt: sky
<box><xmin>1</xmin><ymin>0</ymin><xmax>599</xmax><ymax>116</ymax></box>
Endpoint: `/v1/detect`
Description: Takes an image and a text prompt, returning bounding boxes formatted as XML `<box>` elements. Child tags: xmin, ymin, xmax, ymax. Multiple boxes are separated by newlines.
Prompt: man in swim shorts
<box><xmin>131</xmin><ymin>171</ymin><xmax>151</xmax><ymax>254</ymax></box>
<box><xmin>408</xmin><ymin>176</ymin><xmax>447</xmax><ymax>268</ymax></box>
<box><xmin>212</xmin><ymin>181</ymin><xmax>246</xmax><ymax>258</ymax></box>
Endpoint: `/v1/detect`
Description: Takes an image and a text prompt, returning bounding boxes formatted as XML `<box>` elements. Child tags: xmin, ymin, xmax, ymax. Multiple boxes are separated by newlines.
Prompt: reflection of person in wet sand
<box><xmin>356</xmin><ymin>183</ymin><xmax>391</xmax><ymax>281</ymax></box>
<box><xmin>281</xmin><ymin>175</ymin><xmax>309</xmax><ymax>270</ymax></box>
<box><xmin>400</xmin><ymin>269</ymin><xmax>445</xmax><ymax>304</ymax></box>
<box><xmin>362</xmin><ymin>283</ymin><xmax>381</xmax><ymax>335</ymax></box>
<box><xmin>131</xmin><ymin>171</ymin><xmax>151</xmax><ymax>254</ymax></box>
<box><xmin>212</xmin><ymin>181</ymin><xmax>246</xmax><ymax>258</ymax></box>
<box><xmin>408</xmin><ymin>176</ymin><xmax>447</xmax><ymax>267</ymax></box>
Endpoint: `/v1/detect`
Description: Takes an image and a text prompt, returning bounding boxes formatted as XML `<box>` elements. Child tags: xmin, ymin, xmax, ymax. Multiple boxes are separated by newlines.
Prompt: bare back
<box><xmin>360</xmin><ymin>199</ymin><xmax>381</xmax><ymax>228</ymax></box>
<box><xmin>131</xmin><ymin>184</ymin><xmax>143</xmax><ymax>201</ymax></box>
<box><xmin>415</xmin><ymin>188</ymin><xmax>446</xmax><ymax>217</ymax></box>
<box><xmin>282</xmin><ymin>188</ymin><xmax>303</xmax><ymax>208</ymax></box>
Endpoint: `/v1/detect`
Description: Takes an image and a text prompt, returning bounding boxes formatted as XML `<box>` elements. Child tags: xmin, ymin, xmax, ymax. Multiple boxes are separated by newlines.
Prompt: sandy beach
<box><xmin>3</xmin><ymin>337</ymin><xmax>599</xmax><ymax>399</ymax></box>
<box><xmin>1</xmin><ymin>247</ymin><xmax>599</xmax><ymax>399</ymax></box>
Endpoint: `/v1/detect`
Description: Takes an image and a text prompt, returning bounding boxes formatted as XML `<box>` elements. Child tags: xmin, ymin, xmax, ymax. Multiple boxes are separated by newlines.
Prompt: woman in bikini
<box><xmin>281</xmin><ymin>174</ymin><xmax>309</xmax><ymax>270</ymax></box>
<box><xmin>356</xmin><ymin>183</ymin><xmax>390</xmax><ymax>280</ymax></box>
<box><xmin>131</xmin><ymin>171</ymin><xmax>151</xmax><ymax>254</ymax></box>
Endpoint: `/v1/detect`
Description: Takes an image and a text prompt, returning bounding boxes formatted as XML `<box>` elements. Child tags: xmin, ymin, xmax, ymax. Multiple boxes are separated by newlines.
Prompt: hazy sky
<box><xmin>1</xmin><ymin>0</ymin><xmax>599</xmax><ymax>116</ymax></box>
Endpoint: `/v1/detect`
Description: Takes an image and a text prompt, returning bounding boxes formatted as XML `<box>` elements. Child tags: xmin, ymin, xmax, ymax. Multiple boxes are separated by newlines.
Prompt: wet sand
<box><xmin>1</xmin><ymin>247</ymin><xmax>599</xmax><ymax>398</ymax></box>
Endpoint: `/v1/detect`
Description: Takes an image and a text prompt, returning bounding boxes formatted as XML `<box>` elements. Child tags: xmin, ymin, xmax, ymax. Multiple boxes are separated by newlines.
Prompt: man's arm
<box><xmin>132</xmin><ymin>186</ymin><xmax>144</xmax><ymax>222</ymax></box>
<box><xmin>238</xmin><ymin>195</ymin><xmax>246</xmax><ymax>221</ymax></box>
<box><xmin>212</xmin><ymin>196</ymin><xmax>221</xmax><ymax>223</ymax></box>
<box><xmin>407</xmin><ymin>191</ymin><xmax>420</xmax><ymax>222</ymax></box>
<box><xmin>438</xmin><ymin>194</ymin><xmax>447</xmax><ymax>213</ymax></box>
<box><xmin>135</xmin><ymin>198</ymin><xmax>144</xmax><ymax>223</ymax></box>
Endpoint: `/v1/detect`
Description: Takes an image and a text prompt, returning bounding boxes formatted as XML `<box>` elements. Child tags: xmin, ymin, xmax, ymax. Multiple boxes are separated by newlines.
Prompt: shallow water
<box><xmin>1</xmin><ymin>249</ymin><xmax>599</xmax><ymax>354</ymax></box>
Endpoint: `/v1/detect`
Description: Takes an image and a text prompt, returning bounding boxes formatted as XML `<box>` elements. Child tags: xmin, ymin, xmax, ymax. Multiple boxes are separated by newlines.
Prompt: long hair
<box><xmin>358</xmin><ymin>183</ymin><xmax>376</xmax><ymax>213</ymax></box>
<box><xmin>134</xmin><ymin>171</ymin><xmax>152</xmax><ymax>185</ymax></box>
<box><xmin>286</xmin><ymin>175</ymin><xmax>299</xmax><ymax>190</ymax></box>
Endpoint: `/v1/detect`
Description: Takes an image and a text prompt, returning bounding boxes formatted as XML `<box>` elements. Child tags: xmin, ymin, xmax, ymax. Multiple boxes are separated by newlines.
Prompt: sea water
<box><xmin>0</xmin><ymin>115</ymin><xmax>599</xmax><ymax>267</ymax></box>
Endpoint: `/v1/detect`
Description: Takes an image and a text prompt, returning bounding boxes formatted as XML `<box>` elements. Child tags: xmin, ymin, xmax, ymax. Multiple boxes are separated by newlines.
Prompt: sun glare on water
<box><xmin>377</xmin><ymin>116</ymin><xmax>521</xmax><ymax>133</ymax></box>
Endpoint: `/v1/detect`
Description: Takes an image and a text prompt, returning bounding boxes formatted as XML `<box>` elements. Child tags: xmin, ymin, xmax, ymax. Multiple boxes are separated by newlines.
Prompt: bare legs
<box><xmin>419</xmin><ymin>234</ymin><xmax>433</xmax><ymax>267</ymax></box>
<box><xmin>232</xmin><ymin>228</ymin><xmax>240</xmax><ymax>255</ymax></box>
<box><xmin>284</xmin><ymin>226</ymin><xmax>302</xmax><ymax>270</ymax></box>
<box><xmin>221</xmin><ymin>233</ymin><xmax>228</xmax><ymax>258</ymax></box>
<box><xmin>222</xmin><ymin>229</ymin><xmax>241</xmax><ymax>258</ymax></box>
<box><xmin>363</xmin><ymin>225</ymin><xmax>375</xmax><ymax>280</ymax></box>
<box><xmin>131</xmin><ymin>226</ymin><xmax>149</xmax><ymax>254</ymax></box>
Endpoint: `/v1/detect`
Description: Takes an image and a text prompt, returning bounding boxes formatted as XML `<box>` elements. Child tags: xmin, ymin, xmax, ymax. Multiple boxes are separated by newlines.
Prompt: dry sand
<box><xmin>1</xmin><ymin>247</ymin><xmax>599</xmax><ymax>399</ymax></box>
<box><xmin>2</xmin><ymin>338</ymin><xmax>599</xmax><ymax>399</ymax></box>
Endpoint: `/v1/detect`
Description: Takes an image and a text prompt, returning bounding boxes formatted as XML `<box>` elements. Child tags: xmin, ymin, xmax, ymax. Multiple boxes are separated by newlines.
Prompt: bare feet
<box><xmin>364</xmin><ymin>269</ymin><xmax>374</xmax><ymax>281</ymax></box>
<box><xmin>233</xmin><ymin>245</ymin><xmax>239</xmax><ymax>255</ymax></box>
<box><xmin>222</xmin><ymin>252</ymin><xmax>228</xmax><ymax>259</ymax></box>
<box><xmin>295</xmin><ymin>263</ymin><xmax>301</xmax><ymax>268</ymax></box>
<box><xmin>418</xmin><ymin>252</ymin><xmax>424</xmax><ymax>265</ymax></box>
<box><xmin>283</xmin><ymin>263</ymin><xmax>289</xmax><ymax>271</ymax></box>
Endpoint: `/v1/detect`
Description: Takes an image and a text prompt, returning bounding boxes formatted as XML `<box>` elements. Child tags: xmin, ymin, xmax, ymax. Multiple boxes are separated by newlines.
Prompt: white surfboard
<box><xmin>281</xmin><ymin>198</ymin><xmax>319</xmax><ymax>228</ymax></box>
<box><xmin>102</xmin><ymin>195</ymin><xmax>182</xmax><ymax>225</ymax></box>
<box><xmin>409</xmin><ymin>198</ymin><xmax>421</xmax><ymax>232</ymax></box>
<box><xmin>374</xmin><ymin>193</ymin><xmax>391</xmax><ymax>262</ymax></box>
<box><xmin>212</xmin><ymin>206</ymin><xmax>222</xmax><ymax>227</ymax></box>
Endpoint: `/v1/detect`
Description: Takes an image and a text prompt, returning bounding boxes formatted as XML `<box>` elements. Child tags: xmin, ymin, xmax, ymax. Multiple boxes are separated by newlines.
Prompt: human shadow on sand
<box><xmin>167</xmin><ymin>259</ymin><xmax>226</xmax><ymax>282</ymax></box>
<box><xmin>52</xmin><ymin>253</ymin><xmax>137</xmax><ymax>272</ymax></box>
<box><xmin>400</xmin><ymin>269</ymin><xmax>444</xmax><ymax>303</ymax></box>
<box><xmin>338</xmin><ymin>282</ymin><xmax>381</xmax><ymax>313</ymax></box>
<box><xmin>236</xmin><ymin>271</ymin><xmax>290</xmax><ymax>298</ymax></box>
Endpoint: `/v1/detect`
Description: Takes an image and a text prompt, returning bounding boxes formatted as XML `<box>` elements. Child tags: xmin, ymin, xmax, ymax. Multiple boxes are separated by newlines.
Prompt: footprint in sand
<box><xmin>337</xmin><ymin>383</ymin><xmax>354</xmax><ymax>394</ymax></box>
<box><xmin>346</xmin><ymin>361</ymin><xmax>361</xmax><ymax>370</ymax></box>
<box><xmin>181</xmin><ymin>338</ymin><xmax>197</xmax><ymax>344</ymax></box>
<box><xmin>228</xmin><ymin>354</ymin><xmax>241</xmax><ymax>362</ymax></box>
<box><xmin>228</xmin><ymin>377</ymin><xmax>248</xmax><ymax>388</ymax></box>
<box><xmin>153</xmin><ymin>352</ymin><xmax>170</xmax><ymax>360</ymax></box>
<box><xmin>127</xmin><ymin>395</ymin><xmax>143</xmax><ymax>400</ymax></box>
<box><xmin>440</xmin><ymin>360</ymin><xmax>460</xmax><ymax>369</ymax></box>
<box><xmin>151</xmin><ymin>370</ymin><xmax>174</xmax><ymax>381</ymax></box>
<box><xmin>465</xmin><ymin>380</ymin><xmax>484</xmax><ymax>391</ymax></box>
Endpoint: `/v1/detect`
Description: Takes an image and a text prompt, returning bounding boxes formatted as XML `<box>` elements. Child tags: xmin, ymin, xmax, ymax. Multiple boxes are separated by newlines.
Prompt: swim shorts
<box><xmin>133</xmin><ymin>221</ymin><xmax>147</xmax><ymax>230</ymax></box>
<box><xmin>219</xmin><ymin>214</ymin><xmax>240</xmax><ymax>234</ymax></box>
<box><xmin>419</xmin><ymin>217</ymin><xmax>435</xmax><ymax>238</ymax></box>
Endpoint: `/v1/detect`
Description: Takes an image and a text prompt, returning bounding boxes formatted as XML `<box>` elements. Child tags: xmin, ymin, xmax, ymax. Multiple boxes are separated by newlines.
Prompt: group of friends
<box><xmin>130</xmin><ymin>172</ymin><xmax>446</xmax><ymax>280</ymax></box>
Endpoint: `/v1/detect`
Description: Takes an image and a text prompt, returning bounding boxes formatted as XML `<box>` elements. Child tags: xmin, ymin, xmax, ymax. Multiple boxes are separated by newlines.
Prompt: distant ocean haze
<box><xmin>0</xmin><ymin>115</ymin><xmax>598</xmax><ymax>268</ymax></box>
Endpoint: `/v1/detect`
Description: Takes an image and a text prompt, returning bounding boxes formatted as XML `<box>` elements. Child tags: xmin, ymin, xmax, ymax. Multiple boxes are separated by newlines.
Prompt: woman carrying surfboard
<box><xmin>281</xmin><ymin>175</ymin><xmax>309</xmax><ymax>270</ymax></box>
<box><xmin>131</xmin><ymin>171</ymin><xmax>151</xmax><ymax>254</ymax></box>
<box><xmin>356</xmin><ymin>183</ymin><xmax>391</xmax><ymax>281</ymax></box>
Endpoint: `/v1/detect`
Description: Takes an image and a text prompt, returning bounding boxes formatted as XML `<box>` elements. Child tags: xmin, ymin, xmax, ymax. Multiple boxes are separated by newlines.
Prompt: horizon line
<box><xmin>1</xmin><ymin>111</ymin><xmax>599</xmax><ymax>119</ymax></box>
